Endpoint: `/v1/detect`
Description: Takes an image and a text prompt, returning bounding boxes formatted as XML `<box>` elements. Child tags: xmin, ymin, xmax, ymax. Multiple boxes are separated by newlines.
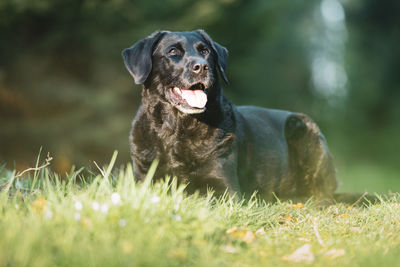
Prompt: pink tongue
<box><xmin>181</xmin><ymin>89</ymin><xmax>207</xmax><ymax>108</ymax></box>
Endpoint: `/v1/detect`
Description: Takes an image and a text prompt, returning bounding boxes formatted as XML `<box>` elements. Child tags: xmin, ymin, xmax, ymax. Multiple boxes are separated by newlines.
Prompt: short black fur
<box><xmin>122</xmin><ymin>30</ymin><xmax>372</xmax><ymax>203</ymax></box>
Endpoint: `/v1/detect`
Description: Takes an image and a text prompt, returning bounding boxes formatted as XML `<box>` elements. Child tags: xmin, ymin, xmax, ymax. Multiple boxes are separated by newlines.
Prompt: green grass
<box><xmin>1</xmin><ymin>152</ymin><xmax>400</xmax><ymax>267</ymax></box>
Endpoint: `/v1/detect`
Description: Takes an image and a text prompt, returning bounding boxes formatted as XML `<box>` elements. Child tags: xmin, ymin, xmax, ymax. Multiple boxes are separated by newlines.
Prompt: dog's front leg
<box><xmin>217</xmin><ymin>152</ymin><xmax>242</xmax><ymax>198</ymax></box>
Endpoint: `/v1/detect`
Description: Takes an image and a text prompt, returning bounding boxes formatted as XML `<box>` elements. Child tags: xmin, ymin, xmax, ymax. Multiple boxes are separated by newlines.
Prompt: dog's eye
<box><xmin>168</xmin><ymin>48</ymin><xmax>178</xmax><ymax>56</ymax></box>
<box><xmin>200</xmin><ymin>48</ymin><xmax>209</xmax><ymax>56</ymax></box>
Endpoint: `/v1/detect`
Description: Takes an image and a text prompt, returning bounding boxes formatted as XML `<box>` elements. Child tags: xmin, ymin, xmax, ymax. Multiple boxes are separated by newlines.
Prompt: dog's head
<box><xmin>122</xmin><ymin>30</ymin><xmax>228</xmax><ymax>114</ymax></box>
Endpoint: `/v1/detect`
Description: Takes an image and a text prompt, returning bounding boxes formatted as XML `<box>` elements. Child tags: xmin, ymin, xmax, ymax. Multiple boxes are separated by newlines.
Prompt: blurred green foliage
<box><xmin>0</xmin><ymin>0</ymin><xmax>399</xmax><ymax>191</ymax></box>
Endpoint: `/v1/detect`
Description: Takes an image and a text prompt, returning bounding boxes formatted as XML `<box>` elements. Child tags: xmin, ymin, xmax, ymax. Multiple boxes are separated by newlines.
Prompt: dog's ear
<box><xmin>196</xmin><ymin>30</ymin><xmax>229</xmax><ymax>85</ymax></box>
<box><xmin>122</xmin><ymin>31</ymin><xmax>167</xmax><ymax>84</ymax></box>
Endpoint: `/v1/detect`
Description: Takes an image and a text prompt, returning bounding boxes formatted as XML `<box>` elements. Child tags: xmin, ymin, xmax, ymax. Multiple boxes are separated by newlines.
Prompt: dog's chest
<box><xmin>160</xmin><ymin>122</ymin><xmax>231</xmax><ymax>173</ymax></box>
<box><xmin>133</xmin><ymin>113</ymin><xmax>233</xmax><ymax>179</ymax></box>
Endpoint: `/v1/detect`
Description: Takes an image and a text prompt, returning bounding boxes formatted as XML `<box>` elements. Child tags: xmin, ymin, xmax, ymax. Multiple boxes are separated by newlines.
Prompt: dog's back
<box><xmin>234</xmin><ymin>105</ymin><xmax>337</xmax><ymax>200</ymax></box>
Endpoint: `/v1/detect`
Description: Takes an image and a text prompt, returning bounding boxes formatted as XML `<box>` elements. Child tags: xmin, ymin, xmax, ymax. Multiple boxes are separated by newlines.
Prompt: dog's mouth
<box><xmin>167</xmin><ymin>83</ymin><xmax>208</xmax><ymax>114</ymax></box>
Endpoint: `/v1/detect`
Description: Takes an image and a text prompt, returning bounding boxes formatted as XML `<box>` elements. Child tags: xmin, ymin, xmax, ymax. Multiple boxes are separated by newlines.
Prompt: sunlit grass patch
<box><xmin>1</xmin><ymin>152</ymin><xmax>400</xmax><ymax>266</ymax></box>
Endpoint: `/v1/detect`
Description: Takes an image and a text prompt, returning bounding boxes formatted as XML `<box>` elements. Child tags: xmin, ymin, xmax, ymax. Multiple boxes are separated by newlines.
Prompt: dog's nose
<box><xmin>192</xmin><ymin>60</ymin><xmax>209</xmax><ymax>74</ymax></box>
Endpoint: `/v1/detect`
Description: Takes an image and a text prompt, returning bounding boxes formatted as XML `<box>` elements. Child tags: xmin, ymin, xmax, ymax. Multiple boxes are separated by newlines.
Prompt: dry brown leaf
<box><xmin>226</xmin><ymin>226</ymin><xmax>238</xmax><ymax>234</ymax></box>
<box><xmin>324</xmin><ymin>249</ymin><xmax>345</xmax><ymax>259</ymax></box>
<box><xmin>121</xmin><ymin>240</ymin><xmax>133</xmax><ymax>254</ymax></box>
<box><xmin>255</xmin><ymin>227</ymin><xmax>266</xmax><ymax>236</ymax></box>
<box><xmin>279</xmin><ymin>215</ymin><xmax>293</xmax><ymax>224</ymax></box>
<box><xmin>349</xmin><ymin>226</ymin><xmax>362</xmax><ymax>234</ymax></box>
<box><xmin>221</xmin><ymin>244</ymin><xmax>240</xmax><ymax>253</ymax></box>
<box><xmin>226</xmin><ymin>226</ymin><xmax>257</xmax><ymax>244</ymax></box>
<box><xmin>242</xmin><ymin>231</ymin><xmax>256</xmax><ymax>244</ymax></box>
<box><xmin>282</xmin><ymin>244</ymin><xmax>314</xmax><ymax>263</ymax></box>
<box><xmin>291</xmin><ymin>203</ymin><xmax>304</xmax><ymax>209</ymax></box>
<box><xmin>82</xmin><ymin>218</ymin><xmax>93</xmax><ymax>229</ymax></box>
<box><xmin>32</xmin><ymin>198</ymin><xmax>46</xmax><ymax>215</ymax></box>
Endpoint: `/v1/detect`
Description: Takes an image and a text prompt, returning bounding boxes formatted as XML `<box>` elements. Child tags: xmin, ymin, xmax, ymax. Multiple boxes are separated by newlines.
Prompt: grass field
<box><xmin>1</xmin><ymin>151</ymin><xmax>400</xmax><ymax>267</ymax></box>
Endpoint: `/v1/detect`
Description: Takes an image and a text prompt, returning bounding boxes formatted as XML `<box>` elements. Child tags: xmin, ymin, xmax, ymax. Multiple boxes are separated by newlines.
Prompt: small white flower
<box><xmin>14</xmin><ymin>204</ymin><xmax>19</xmax><ymax>210</ymax></box>
<box><xmin>119</xmin><ymin>219</ymin><xmax>127</xmax><ymax>227</ymax></box>
<box><xmin>92</xmin><ymin>201</ymin><xmax>100</xmax><ymax>211</ymax></box>
<box><xmin>172</xmin><ymin>214</ymin><xmax>181</xmax><ymax>221</ymax></box>
<box><xmin>151</xmin><ymin>195</ymin><xmax>161</xmax><ymax>204</ymax></box>
<box><xmin>111</xmin><ymin>193</ymin><xmax>121</xmax><ymax>205</ymax></box>
<box><xmin>74</xmin><ymin>201</ymin><xmax>83</xmax><ymax>211</ymax></box>
<box><xmin>74</xmin><ymin>212</ymin><xmax>81</xmax><ymax>221</ymax></box>
<box><xmin>100</xmin><ymin>204</ymin><xmax>109</xmax><ymax>214</ymax></box>
<box><xmin>45</xmin><ymin>210</ymin><xmax>54</xmax><ymax>219</ymax></box>
<box><xmin>174</xmin><ymin>200</ymin><xmax>181</xmax><ymax>211</ymax></box>
<box><xmin>15</xmin><ymin>179</ymin><xmax>23</xmax><ymax>189</ymax></box>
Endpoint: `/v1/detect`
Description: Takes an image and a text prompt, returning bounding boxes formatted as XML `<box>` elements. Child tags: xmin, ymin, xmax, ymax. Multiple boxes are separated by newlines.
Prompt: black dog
<box><xmin>122</xmin><ymin>30</ymin><xmax>347</xmax><ymax>202</ymax></box>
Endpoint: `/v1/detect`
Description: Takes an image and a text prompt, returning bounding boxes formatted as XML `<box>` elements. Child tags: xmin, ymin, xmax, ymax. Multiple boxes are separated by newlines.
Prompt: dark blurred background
<box><xmin>1</xmin><ymin>0</ymin><xmax>399</xmax><ymax>193</ymax></box>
